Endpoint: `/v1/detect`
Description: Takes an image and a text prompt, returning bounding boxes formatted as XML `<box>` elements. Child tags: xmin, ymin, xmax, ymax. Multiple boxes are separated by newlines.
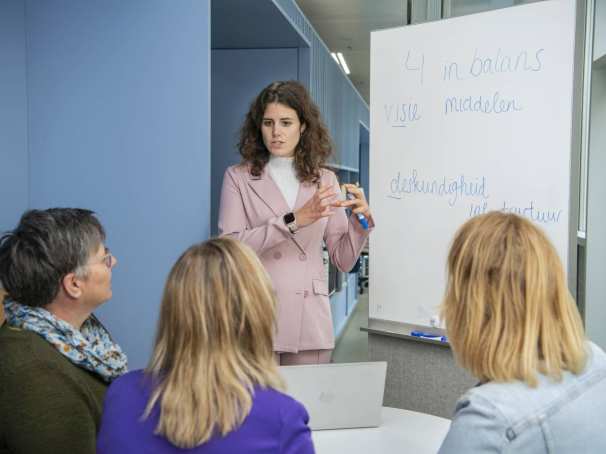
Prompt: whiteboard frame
<box><xmin>368</xmin><ymin>0</ymin><xmax>585</xmax><ymax>330</ymax></box>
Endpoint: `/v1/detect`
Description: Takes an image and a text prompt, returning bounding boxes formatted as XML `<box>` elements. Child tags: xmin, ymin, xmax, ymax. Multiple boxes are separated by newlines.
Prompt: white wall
<box><xmin>585</xmin><ymin>66</ymin><xmax>606</xmax><ymax>349</ymax></box>
<box><xmin>594</xmin><ymin>0</ymin><xmax>606</xmax><ymax>61</ymax></box>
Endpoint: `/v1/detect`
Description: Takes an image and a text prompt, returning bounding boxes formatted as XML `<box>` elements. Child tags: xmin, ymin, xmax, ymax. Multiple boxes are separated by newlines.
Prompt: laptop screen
<box><xmin>279</xmin><ymin>361</ymin><xmax>387</xmax><ymax>430</ymax></box>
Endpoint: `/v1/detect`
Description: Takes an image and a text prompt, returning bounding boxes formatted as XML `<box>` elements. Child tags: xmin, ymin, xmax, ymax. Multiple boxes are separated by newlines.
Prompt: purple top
<box><xmin>97</xmin><ymin>370</ymin><xmax>315</xmax><ymax>454</ymax></box>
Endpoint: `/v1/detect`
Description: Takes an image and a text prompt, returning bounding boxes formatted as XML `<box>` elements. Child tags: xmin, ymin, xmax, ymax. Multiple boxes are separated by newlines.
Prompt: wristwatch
<box><xmin>284</xmin><ymin>212</ymin><xmax>298</xmax><ymax>234</ymax></box>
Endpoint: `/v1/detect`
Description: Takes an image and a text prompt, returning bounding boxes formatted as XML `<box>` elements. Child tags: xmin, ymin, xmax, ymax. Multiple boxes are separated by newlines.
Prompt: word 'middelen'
<box><xmin>444</xmin><ymin>91</ymin><xmax>522</xmax><ymax>115</ymax></box>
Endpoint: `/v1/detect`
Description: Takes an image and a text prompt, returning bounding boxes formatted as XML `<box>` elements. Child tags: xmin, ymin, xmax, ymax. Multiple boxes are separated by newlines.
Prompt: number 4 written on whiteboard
<box><xmin>403</xmin><ymin>51</ymin><xmax>425</xmax><ymax>85</ymax></box>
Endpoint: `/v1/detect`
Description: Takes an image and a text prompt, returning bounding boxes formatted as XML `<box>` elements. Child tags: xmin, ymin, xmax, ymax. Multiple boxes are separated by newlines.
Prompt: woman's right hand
<box><xmin>295</xmin><ymin>185</ymin><xmax>338</xmax><ymax>228</ymax></box>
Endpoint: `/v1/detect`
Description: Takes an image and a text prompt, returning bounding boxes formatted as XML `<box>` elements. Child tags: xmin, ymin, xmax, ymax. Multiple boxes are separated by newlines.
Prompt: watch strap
<box><xmin>284</xmin><ymin>212</ymin><xmax>298</xmax><ymax>234</ymax></box>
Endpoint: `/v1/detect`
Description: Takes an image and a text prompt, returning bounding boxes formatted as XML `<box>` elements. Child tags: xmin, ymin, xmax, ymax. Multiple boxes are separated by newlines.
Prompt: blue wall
<box><xmin>0</xmin><ymin>0</ymin><xmax>28</xmax><ymax>232</ymax></box>
<box><xmin>330</xmin><ymin>273</ymin><xmax>359</xmax><ymax>339</ymax></box>
<box><xmin>210</xmin><ymin>48</ymin><xmax>299</xmax><ymax>234</ymax></box>
<box><xmin>1</xmin><ymin>0</ymin><xmax>364</xmax><ymax>364</ymax></box>
<box><xmin>25</xmin><ymin>0</ymin><xmax>211</xmax><ymax>368</ymax></box>
<box><xmin>359</xmin><ymin>124</ymin><xmax>370</xmax><ymax>202</ymax></box>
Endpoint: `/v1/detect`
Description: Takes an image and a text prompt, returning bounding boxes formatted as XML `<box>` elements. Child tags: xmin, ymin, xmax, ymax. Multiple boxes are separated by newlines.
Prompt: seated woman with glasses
<box><xmin>438</xmin><ymin>212</ymin><xmax>606</xmax><ymax>453</ymax></box>
<box><xmin>97</xmin><ymin>237</ymin><xmax>314</xmax><ymax>453</ymax></box>
<box><xmin>0</xmin><ymin>208</ymin><xmax>126</xmax><ymax>454</ymax></box>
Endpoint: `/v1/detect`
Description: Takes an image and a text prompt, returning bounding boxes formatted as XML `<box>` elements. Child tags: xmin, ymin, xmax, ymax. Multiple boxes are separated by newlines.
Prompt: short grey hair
<box><xmin>0</xmin><ymin>208</ymin><xmax>106</xmax><ymax>307</ymax></box>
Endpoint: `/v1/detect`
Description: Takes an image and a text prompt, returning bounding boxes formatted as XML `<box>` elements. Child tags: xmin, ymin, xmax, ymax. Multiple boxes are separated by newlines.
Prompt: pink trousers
<box><xmin>275</xmin><ymin>349</ymin><xmax>332</xmax><ymax>365</ymax></box>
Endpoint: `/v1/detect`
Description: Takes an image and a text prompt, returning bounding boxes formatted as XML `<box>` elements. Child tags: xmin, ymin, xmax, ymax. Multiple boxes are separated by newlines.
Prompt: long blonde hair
<box><xmin>145</xmin><ymin>237</ymin><xmax>284</xmax><ymax>448</ymax></box>
<box><xmin>442</xmin><ymin>212</ymin><xmax>586</xmax><ymax>386</ymax></box>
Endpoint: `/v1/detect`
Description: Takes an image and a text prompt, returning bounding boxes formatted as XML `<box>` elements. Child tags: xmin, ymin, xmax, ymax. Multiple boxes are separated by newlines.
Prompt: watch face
<box><xmin>284</xmin><ymin>212</ymin><xmax>295</xmax><ymax>224</ymax></box>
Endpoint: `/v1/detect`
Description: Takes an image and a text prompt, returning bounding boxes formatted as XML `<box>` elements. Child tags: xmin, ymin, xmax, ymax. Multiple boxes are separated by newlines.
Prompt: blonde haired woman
<box><xmin>438</xmin><ymin>212</ymin><xmax>606</xmax><ymax>453</ymax></box>
<box><xmin>97</xmin><ymin>238</ymin><xmax>314</xmax><ymax>453</ymax></box>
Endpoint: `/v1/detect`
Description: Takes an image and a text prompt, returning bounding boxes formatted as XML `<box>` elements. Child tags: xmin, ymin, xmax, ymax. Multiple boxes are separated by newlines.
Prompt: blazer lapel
<box><xmin>247</xmin><ymin>167</ymin><xmax>291</xmax><ymax>217</ymax></box>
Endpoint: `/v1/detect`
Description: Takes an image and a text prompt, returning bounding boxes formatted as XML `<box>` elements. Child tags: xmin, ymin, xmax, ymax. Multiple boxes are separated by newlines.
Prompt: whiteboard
<box><xmin>369</xmin><ymin>0</ymin><xmax>576</xmax><ymax>327</ymax></box>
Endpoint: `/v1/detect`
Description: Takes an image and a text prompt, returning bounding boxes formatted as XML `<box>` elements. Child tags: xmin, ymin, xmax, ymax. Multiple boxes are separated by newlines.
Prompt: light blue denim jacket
<box><xmin>438</xmin><ymin>342</ymin><xmax>606</xmax><ymax>453</ymax></box>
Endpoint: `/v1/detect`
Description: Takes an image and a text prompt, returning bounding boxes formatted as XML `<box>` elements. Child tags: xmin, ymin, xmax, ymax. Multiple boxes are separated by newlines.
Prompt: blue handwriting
<box><xmin>384</xmin><ymin>103</ymin><xmax>421</xmax><ymax>127</ymax></box>
<box><xmin>501</xmin><ymin>200</ymin><xmax>563</xmax><ymax>224</ymax></box>
<box><xmin>470</xmin><ymin>48</ymin><xmax>544</xmax><ymax>78</ymax></box>
<box><xmin>389</xmin><ymin>169</ymin><xmax>490</xmax><ymax>207</ymax></box>
<box><xmin>404</xmin><ymin>50</ymin><xmax>425</xmax><ymax>85</ymax></box>
<box><xmin>444</xmin><ymin>91</ymin><xmax>522</xmax><ymax>115</ymax></box>
<box><xmin>442</xmin><ymin>48</ymin><xmax>544</xmax><ymax>82</ymax></box>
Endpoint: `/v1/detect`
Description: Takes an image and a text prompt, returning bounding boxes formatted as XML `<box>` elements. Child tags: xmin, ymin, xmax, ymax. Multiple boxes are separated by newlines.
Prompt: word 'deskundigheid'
<box><xmin>389</xmin><ymin>169</ymin><xmax>489</xmax><ymax>207</ymax></box>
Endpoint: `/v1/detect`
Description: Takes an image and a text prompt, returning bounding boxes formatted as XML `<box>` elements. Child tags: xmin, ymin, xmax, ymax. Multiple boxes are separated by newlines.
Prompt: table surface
<box><xmin>312</xmin><ymin>406</ymin><xmax>451</xmax><ymax>454</ymax></box>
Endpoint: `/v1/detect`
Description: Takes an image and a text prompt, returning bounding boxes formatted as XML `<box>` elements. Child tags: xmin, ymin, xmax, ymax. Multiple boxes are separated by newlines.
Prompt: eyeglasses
<box><xmin>89</xmin><ymin>248</ymin><xmax>114</xmax><ymax>269</ymax></box>
<box><xmin>100</xmin><ymin>251</ymin><xmax>114</xmax><ymax>269</ymax></box>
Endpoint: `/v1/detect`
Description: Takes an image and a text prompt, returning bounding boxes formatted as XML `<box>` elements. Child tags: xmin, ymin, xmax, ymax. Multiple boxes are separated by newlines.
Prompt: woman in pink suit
<box><xmin>218</xmin><ymin>80</ymin><xmax>373</xmax><ymax>365</ymax></box>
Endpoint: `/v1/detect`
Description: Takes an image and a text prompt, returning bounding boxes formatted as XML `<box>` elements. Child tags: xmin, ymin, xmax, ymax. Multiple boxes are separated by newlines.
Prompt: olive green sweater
<box><xmin>0</xmin><ymin>324</ymin><xmax>108</xmax><ymax>454</ymax></box>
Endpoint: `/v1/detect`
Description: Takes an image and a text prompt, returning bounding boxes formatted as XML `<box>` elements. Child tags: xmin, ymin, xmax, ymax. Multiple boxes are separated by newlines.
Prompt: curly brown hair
<box><xmin>238</xmin><ymin>80</ymin><xmax>332</xmax><ymax>183</ymax></box>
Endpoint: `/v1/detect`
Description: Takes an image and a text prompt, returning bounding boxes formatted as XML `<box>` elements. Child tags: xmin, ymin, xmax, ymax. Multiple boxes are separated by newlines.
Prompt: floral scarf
<box><xmin>3</xmin><ymin>300</ymin><xmax>128</xmax><ymax>382</ymax></box>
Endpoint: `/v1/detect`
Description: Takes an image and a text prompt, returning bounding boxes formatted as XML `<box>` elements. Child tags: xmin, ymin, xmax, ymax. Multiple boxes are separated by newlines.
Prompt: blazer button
<box><xmin>273</xmin><ymin>251</ymin><xmax>282</xmax><ymax>260</ymax></box>
<box><xmin>303</xmin><ymin>290</ymin><xmax>309</xmax><ymax>298</ymax></box>
<box><xmin>299</xmin><ymin>253</ymin><xmax>307</xmax><ymax>261</ymax></box>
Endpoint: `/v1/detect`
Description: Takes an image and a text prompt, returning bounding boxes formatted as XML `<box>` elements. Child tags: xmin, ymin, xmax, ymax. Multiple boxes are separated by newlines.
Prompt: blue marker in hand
<box><xmin>347</xmin><ymin>193</ymin><xmax>369</xmax><ymax>229</ymax></box>
<box><xmin>342</xmin><ymin>184</ymin><xmax>369</xmax><ymax>230</ymax></box>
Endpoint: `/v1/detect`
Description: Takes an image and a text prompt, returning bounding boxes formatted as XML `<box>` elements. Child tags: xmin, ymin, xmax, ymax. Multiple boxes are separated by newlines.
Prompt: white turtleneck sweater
<box><xmin>268</xmin><ymin>155</ymin><xmax>300</xmax><ymax>210</ymax></box>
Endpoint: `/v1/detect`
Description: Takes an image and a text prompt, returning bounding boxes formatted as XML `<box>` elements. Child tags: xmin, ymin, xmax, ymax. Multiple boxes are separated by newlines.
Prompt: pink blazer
<box><xmin>218</xmin><ymin>164</ymin><xmax>371</xmax><ymax>352</ymax></box>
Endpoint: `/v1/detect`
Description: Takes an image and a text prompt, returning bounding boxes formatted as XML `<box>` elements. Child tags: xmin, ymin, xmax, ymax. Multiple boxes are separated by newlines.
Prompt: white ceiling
<box><xmin>295</xmin><ymin>0</ymin><xmax>408</xmax><ymax>104</ymax></box>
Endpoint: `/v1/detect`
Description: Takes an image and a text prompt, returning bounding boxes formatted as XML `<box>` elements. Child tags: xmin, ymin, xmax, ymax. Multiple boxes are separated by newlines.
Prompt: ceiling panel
<box><xmin>296</xmin><ymin>0</ymin><xmax>408</xmax><ymax>102</ymax></box>
<box><xmin>295</xmin><ymin>0</ymin><xmax>543</xmax><ymax>103</ymax></box>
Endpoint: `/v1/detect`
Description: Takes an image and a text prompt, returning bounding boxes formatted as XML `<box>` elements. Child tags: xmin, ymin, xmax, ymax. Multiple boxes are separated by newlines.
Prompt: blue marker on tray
<box><xmin>410</xmin><ymin>330</ymin><xmax>448</xmax><ymax>342</ymax></box>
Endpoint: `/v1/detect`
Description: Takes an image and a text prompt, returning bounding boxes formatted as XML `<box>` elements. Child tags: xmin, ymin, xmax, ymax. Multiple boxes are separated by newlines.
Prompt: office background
<box><xmin>0</xmin><ymin>0</ymin><xmax>368</xmax><ymax>370</ymax></box>
<box><xmin>0</xmin><ymin>0</ymin><xmax>603</xmax><ymax>419</ymax></box>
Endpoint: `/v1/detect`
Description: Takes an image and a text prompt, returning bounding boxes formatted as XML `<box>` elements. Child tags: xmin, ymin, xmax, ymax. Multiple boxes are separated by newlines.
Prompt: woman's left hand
<box><xmin>335</xmin><ymin>184</ymin><xmax>372</xmax><ymax>219</ymax></box>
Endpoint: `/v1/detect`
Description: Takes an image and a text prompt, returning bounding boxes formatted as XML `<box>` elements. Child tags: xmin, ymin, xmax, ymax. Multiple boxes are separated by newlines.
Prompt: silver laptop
<box><xmin>279</xmin><ymin>361</ymin><xmax>387</xmax><ymax>430</ymax></box>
